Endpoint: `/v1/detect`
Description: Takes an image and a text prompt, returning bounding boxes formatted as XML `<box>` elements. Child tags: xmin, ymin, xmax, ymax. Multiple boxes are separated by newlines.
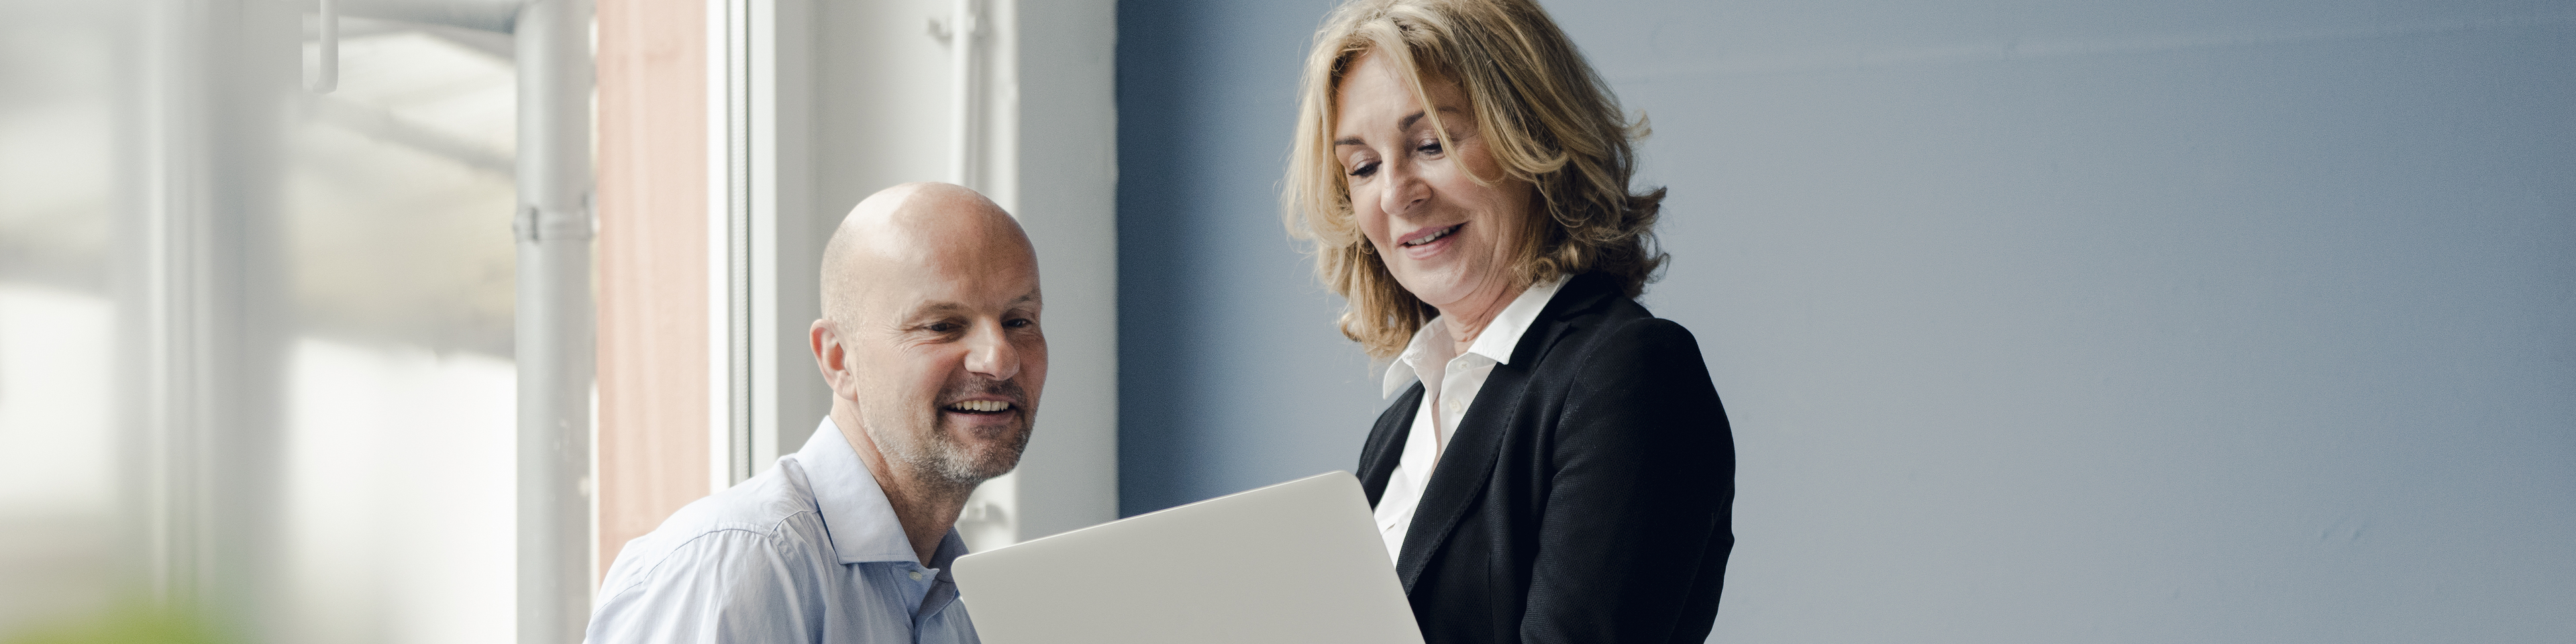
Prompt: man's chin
<box><xmin>933</xmin><ymin>420</ymin><xmax>1031</xmax><ymax>480</ymax></box>
<box><xmin>966</xmin><ymin>453</ymin><xmax>1023</xmax><ymax>481</ymax></box>
<box><xmin>932</xmin><ymin>445</ymin><xmax>1022</xmax><ymax>486</ymax></box>
<box><xmin>939</xmin><ymin>413</ymin><xmax>1026</xmax><ymax>442</ymax></box>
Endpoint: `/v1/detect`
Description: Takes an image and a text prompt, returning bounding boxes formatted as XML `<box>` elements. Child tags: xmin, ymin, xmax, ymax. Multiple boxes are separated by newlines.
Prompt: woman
<box><xmin>1282</xmin><ymin>1</ymin><xmax>1735</xmax><ymax>642</ymax></box>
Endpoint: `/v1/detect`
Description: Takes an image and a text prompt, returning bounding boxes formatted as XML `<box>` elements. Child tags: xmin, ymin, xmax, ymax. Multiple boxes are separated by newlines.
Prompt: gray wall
<box><xmin>1115</xmin><ymin>0</ymin><xmax>2576</xmax><ymax>641</ymax></box>
<box><xmin>1116</xmin><ymin>0</ymin><xmax>1379</xmax><ymax>515</ymax></box>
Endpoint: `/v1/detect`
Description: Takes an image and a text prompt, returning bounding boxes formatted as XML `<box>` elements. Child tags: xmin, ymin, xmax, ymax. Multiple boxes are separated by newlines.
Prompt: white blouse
<box><xmin>1372</xmin><ymin>275</ymin><xmax>1570</xmax><ymax>564</ymax></box>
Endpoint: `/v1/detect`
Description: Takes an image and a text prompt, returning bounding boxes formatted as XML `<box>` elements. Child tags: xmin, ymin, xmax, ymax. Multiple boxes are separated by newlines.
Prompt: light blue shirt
<box><xmin>587</xmin><ymin>418</ymin><xmax>981</xmax><ymax>644</ymax></box>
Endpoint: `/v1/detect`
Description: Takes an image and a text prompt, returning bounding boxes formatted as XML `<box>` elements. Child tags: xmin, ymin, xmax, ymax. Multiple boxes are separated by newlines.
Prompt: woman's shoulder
<box><xmin>1533</xmin><ymin>276</ymin><xmax>1698</xmax><ymax>362</ymax></box>
<box><xmin>1557</xmin><ymin>313</ymin><xmax>1706</xmax><ymax>378</ymax></box>
<box><xmin>1526</xmin><ymin>303</ymin><xmax>1727</xmax><ymax>449</ymax></box>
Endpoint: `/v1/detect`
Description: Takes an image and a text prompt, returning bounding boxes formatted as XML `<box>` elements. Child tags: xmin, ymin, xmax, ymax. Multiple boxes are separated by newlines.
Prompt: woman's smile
<box><xmin>1396</xmin><ymin>222</ymin><xmax>1464</xmax><ymax>259</ymax></box>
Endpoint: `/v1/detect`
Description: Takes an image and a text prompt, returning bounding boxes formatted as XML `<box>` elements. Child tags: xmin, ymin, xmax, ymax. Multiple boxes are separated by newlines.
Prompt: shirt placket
<box><xmin>886</xmin><ymin>561</ymin><xmax>941</xmax><ymax>639</ymax></box>
<box><xmin>1435</xmin><ymin>354</ymin><xmax>1482</xmax><ymax>458</ymax></box>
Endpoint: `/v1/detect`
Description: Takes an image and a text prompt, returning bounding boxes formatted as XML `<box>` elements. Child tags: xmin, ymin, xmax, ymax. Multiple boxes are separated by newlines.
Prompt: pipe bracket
<box><xmin>513</xmin><ymin>203</ymin><xmax>595</xmax><ymax>242</ymax></box>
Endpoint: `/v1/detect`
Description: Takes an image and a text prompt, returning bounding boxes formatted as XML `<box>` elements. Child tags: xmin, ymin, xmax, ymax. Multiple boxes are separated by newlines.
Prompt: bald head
<box><xmin>810</xmin><ymin>181</ymin><xmax>1045</xmax><ymax>508</ymax></box>
<box><xmin>821</xmin><ymin>182</ymin><xmax>1036</xmax><ymax>324</ymax></box>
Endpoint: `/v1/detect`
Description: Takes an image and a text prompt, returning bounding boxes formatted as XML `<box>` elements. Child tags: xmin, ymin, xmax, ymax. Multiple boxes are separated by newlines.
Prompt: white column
<box><xmin>998</xmin><ymin>0</ymin><xmax>1121</xmax><ymax>547</ymax></box>
<box><xmin>123</xmin><ymin>0</ymin><xmax>296</xmax><ymax>635</ymax></box>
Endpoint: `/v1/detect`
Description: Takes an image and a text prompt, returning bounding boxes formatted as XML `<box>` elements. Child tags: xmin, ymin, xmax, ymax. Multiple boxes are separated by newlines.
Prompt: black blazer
<box><xmin>1359</xmin><ymin>272</ymin><xmax>1735</xmax><ymax>644</ymax></box>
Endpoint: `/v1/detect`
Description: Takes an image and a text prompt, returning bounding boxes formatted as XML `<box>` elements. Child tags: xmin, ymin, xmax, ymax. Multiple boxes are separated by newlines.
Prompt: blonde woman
<box><xmin>1284</xmin><ymin>1</ymin><xmax>1735</xmax><ymax>641</ymax></box>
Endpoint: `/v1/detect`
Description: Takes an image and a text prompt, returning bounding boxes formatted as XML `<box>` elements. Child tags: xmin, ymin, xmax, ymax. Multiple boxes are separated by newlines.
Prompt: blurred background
<box><xmin>3</xmin><ymin>1</ymin><xmax>515</xmax><ymax>642</ymax></box>
<box><xmin>1</xmin><ymin>0</ymin><xmax>2569</xmax><ymax>643</ymax></box>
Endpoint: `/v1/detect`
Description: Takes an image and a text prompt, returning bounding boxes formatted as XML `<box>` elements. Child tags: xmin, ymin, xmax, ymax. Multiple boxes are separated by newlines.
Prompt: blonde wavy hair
<box><xmin>1284</xmin><ymin>0</ymin><xmax>1667</xmax><ymax>358</ymax></box>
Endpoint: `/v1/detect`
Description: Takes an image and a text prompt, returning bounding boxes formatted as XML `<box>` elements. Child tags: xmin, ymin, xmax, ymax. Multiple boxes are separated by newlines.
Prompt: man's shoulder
<box><xmin>586</xmin><ymin>458</ymin><xmax>856</xmax><ymax>643</ymax></box>
<box><xmin>668</xmin><ymin>460</ymin><xmax>825</xmax><ymax>535</ymax></box>
<box><xmin>597</xmin><ymin>459</ymin><xmax>832</xmax><ymax>596</ymax></box>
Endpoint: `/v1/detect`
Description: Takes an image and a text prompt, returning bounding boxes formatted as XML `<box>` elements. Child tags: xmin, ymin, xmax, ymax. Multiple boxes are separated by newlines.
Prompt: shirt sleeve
<box><xmin>1520</xmin><ymin>317</ymin><xmax>1737</xmax><ymax>644</ymax></box>
<box><xmin>586</xmin><ymin>527</ymin><xmax>827</xmax><ymax>644</ymax></box>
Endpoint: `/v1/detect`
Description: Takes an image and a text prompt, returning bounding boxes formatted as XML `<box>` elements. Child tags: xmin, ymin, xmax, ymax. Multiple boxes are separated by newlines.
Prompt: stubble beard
<box><xmin>863</xmin><ymin>385</ymin><xmax>1033</xmax><ymax>494</ymax></box>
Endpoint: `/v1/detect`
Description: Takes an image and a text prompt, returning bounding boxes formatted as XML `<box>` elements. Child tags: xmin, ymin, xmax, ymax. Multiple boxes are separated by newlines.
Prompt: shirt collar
<box><xmin>799</xmin><ymin>417</ymin><xmax>962</xmax><ymax>565</ymax></box>
<box><xmin>1379</xmin><ymin>274</ymin><xmax>1572</xmax><ymax>398</ymax></box>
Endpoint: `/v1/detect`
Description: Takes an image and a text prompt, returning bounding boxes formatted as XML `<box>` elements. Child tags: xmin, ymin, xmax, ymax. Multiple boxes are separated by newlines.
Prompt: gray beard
<box><xmin>866</xmin><ymin>411</ymin><xmax>1031</xmax><ymax>492</ymax></box>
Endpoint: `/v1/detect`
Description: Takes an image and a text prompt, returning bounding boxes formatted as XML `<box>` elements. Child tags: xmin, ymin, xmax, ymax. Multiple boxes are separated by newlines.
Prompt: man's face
<box><xmin>835</xmin><ymin>229</ymin><xmax>1046</xmax><ymax>488</ymax></box>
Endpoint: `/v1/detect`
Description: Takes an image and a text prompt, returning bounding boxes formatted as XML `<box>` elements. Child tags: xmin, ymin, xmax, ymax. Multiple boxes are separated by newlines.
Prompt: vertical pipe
<box><xmin>720</xmin><ymin>0</ymin><xmax>754</xmax><ymax>486</ymax></box>
<box><xmin>515</xmin><ymin>0</ymin><xmax>595</xmax><ymax>642</ymax></box>
<box><xmin>311</xmin><ymin>0</ymin><xmax>338</xmax><ymax>93</ymax></box>
<box><xmin>947</xmin><ymin>0</ymin><xmax>979</xmax><ymax>188</ymax></box>
<box><xmin>706</xmin><ymin>0</ymin><xmax>738</xmax><ymax>494</ymax></box>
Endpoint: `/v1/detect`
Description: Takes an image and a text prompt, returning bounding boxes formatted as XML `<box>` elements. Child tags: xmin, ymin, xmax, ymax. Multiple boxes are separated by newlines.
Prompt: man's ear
<box><xmin>811</xmin><ymin>319</ymin><xmax>849</xmax><ymax>397</ymax></box>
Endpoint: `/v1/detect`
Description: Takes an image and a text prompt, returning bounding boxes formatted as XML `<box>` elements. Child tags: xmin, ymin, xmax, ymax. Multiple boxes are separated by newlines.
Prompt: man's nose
<box><xmin>964</xmin><ymin>321</ymin><xmax>1020</xmax><ymax>381</ymax></box>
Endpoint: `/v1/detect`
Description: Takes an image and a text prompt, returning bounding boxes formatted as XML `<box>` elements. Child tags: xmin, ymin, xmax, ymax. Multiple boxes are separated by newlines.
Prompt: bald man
<box><xmin>588</xmin><ymin>183</ymin><xmax>1043</xmax><ymax>644</ymax></box>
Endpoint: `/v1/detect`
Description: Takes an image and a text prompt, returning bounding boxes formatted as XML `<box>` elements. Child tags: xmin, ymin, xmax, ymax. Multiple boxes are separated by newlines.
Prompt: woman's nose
<box><xmin>1377</xmin><ymin>160</ymin><xmax>1430</xmax><ymax>216</ymax></box>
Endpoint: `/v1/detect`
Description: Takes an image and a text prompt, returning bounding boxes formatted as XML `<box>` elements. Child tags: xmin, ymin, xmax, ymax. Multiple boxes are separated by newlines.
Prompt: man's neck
<box><xmin>835</xmin><ymin>407</ymin><xmax>974</xmax><ymax>567</ymax></box>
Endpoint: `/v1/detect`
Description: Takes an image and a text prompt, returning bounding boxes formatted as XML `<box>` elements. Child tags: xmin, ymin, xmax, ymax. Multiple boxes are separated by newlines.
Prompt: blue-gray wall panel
<box><xmin>1115</xmin><ymin>0</ymin><xmax>1382</xmax><ymax>517</ymax></box>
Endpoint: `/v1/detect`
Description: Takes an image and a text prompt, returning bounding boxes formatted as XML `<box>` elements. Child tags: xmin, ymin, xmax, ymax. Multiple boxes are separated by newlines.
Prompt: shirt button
<box><xmin>909</xmin><ymin>570</ymin><xmax>924</xmax><ymax>581</ymax></box>
<box><xmin>1444</xmin><ymin>400</ymin><xmax>1463</xmax><ymax>414</ymax></box>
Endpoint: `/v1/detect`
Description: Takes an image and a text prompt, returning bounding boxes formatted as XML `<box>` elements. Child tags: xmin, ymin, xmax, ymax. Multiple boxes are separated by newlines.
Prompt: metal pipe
<box><xmin>947</xmin><ymin>0</ymin><xmax>980</xmax><ymax>188</ymax></box>
<box><xmin>719</xmin><ymin>0</ymin><xmax>754</xmax><ymax>488</ymax></box>
<box><xmin>340</xmin><ymin>0</ymin><xmax>525</xmax><ymax>33</ymax></box>
<box><xmin>311</xmin><ymin>0</ymin><xmax>338</xmax><ymax>93</ymax></box>
<box><xmin>513</xmin><ymin>0</ymin><xmax>595</xmax><ymax>642</ymax></box>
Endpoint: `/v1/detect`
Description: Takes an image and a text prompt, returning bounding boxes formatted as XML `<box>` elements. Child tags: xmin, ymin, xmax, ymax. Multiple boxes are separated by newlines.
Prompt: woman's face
<box><xmin>1333</xmin><ymin>50</ymin><xmax>1535</xmax><ymax>317</ymax></box>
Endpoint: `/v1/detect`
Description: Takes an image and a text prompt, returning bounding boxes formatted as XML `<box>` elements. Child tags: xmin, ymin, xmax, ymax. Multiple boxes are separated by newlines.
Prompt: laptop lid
<box><xmin>949</xmin><ymin>471</ymin><xmax>1425</xmax><ymax>644</ymax></box>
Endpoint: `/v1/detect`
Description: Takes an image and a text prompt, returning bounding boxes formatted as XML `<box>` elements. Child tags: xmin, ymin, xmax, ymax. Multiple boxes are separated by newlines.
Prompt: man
<box><xmin>588</xmin><ymin>182</ymin><xmax>1045</xmax><ymax>644</ymax></box>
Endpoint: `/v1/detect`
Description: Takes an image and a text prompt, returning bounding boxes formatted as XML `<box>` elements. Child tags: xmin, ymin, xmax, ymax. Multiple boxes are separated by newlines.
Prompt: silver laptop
<box><xmin>950</xmin><ymin>471</ymin><xmax>1425</xmax><ymax>644</ymax></box>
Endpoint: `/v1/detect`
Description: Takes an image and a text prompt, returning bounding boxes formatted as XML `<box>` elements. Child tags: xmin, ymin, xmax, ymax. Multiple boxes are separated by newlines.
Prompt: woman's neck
<box><xmin>1435</xmin><ymin>280</ymin><xmax>1529</xmax><ymax>357</ymax></box>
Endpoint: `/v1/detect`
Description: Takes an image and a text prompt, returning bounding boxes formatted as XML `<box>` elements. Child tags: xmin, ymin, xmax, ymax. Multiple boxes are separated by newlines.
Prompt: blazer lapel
<box><xmin>1357</xmin><ymin>384</ymin><xmax>1423</xmax><ymax>507</ymax></box>
<box><xmin>1391</xmin><ymin>275</ymin><xmax>1619</xmax><ymax>592</ymax></box>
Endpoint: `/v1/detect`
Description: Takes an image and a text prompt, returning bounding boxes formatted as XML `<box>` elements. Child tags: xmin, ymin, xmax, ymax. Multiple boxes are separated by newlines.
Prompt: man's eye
<box><xmin>925</xmin><ymin>322</ymin><xmax>960</xmax><ymax>333</ymax></box>
<box><xmin>1004</xmin><ymin>318</ymin><xmax>1033</xmax><ymax>329</ymax></box>
<box><xmin>1347</xmin><ymin>160</ymin><xmax>1378</xmax><ymax>178</ymax></box>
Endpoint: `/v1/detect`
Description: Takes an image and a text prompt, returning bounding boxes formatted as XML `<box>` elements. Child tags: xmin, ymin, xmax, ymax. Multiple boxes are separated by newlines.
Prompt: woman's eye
<box><xmin>1347</xmin><ymin>160</ymin><xmax>1379</xmax><ymax>178</ymax></box>
<box><xmin>1417</xmin><ymin>141</ymin><xmax>1444</xmax><ymax>156</ymax></box>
